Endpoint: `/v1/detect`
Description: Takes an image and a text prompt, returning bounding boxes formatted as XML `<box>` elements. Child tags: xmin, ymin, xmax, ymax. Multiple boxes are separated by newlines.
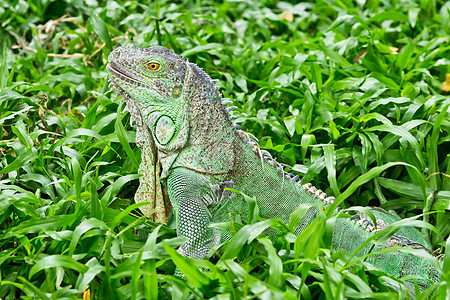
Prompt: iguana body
<box><xmin>107</xmin><ymin>46</ymin><xmax>440</xmax><ymax>290</ymax></box>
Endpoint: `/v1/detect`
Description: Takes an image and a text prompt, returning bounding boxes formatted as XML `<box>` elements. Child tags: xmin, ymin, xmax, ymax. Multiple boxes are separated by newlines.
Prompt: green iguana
<box><xmin>107</xmin><ymin>46</ymin><xmax>441</xmax><ymax>291</ymax></box>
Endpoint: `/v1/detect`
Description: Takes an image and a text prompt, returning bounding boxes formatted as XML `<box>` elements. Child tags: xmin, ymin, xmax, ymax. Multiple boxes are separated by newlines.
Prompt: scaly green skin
<box><xmin>107</xmin><ymin>46</ymin><xmax>441</xmax><ymax>290</ymax></box>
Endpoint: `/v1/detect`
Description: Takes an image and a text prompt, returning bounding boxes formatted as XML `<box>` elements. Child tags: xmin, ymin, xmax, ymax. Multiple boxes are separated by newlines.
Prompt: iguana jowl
<box><xmin>107</xmin><ymin>46</ymin><xmax>440</xmax><ymax>289</ymax></box>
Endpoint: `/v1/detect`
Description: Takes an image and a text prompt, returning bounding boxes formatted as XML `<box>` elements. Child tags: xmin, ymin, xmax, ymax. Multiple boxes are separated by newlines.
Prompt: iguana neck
<box><xmin>172</xmin><ymin>63</ymin><xmax>237</xmax><ymax>176</ymax></box>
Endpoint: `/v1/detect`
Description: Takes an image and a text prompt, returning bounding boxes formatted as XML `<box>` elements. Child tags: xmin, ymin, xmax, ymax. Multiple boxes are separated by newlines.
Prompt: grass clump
<box><xmin>0</xmin><ymin>0</ymin><xmax>449</xmax><ymax>298</ymax></box>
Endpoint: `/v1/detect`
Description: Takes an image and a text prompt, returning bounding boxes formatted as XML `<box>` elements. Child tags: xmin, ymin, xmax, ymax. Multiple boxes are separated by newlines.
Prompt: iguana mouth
<box><xmin>107</xmin><ymin>62</ymin><xmax>150</xmax><ymax>88</ymax></box>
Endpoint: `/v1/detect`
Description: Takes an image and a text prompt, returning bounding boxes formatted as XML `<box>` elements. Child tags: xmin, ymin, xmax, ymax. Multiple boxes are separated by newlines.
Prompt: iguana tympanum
<box><xmin>107</xmin><ymin>46</ymin><xmax>440</xmax><ymax>290</ymax></box>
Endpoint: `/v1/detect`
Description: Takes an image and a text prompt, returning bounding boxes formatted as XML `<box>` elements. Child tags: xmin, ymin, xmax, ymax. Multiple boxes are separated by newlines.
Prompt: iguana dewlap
<box><xmin>107</xmin><ymin>46</ymin><xmax>441</xmax><ymax>289</ymax></box>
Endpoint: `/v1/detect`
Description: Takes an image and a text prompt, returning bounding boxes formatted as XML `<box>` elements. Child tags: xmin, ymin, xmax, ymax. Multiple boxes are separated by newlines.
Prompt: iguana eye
<box><xmin>148</xmin><ymin>62</ymin><xmax>160</xmax><ymax>71</ymax></box>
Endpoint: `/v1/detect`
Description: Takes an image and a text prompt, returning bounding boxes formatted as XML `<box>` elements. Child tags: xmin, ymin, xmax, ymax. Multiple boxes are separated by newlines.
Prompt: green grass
<box><xmin>0</xmin><ymin>0</ymin><xmax>449</xmax><ymax>298</ymax></box>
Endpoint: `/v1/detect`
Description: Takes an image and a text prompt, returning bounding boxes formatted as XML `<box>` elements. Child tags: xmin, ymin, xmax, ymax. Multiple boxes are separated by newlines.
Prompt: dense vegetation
<box><xmin>1</xmin><ymin>0</ymin><xmax>449</xmax><ymax>298</ymax></box>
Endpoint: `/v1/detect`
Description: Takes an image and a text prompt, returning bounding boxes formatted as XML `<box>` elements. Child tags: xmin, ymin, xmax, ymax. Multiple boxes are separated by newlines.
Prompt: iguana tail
<box><xmin>332</xmin><ymin>209</ymin><xmax>440</xmax><ymax>292</ymax></box>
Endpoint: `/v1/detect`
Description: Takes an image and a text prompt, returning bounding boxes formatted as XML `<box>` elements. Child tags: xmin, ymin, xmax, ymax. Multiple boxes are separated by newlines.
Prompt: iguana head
<box><xmin>108</xmin><ymin>45</ymin><xmax>234</xmax><ymax>177</ymax></box>
<box><xmin>107</xmin><ymin>46</ymin><xmax>193</xmax><ymax>147</ymax></box>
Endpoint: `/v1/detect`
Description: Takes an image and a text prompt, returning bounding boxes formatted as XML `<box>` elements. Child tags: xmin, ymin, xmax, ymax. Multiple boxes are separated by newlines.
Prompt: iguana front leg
<box><xmin>166</xmin><ymin>167</ymin><xmax>223</xmax><ymax>259</ymax></box>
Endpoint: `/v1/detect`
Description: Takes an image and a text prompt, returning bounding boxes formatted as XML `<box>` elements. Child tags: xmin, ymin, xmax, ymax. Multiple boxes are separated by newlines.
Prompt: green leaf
<box><xmin>18</xmin><ymin>277</ymin><xmax>49</xmax><ymax>300</ymax></box>
<box><xmin>101</xmin><ymin>174</ymin><xmax>140</xmax><ymax>205</ymax></box>
<box><xmin>69</xmin><ymin>218</ymin><xmax>107</xmax><ymax>256</ymax></box>
<box><xmin>370</xmin><ymin>72</ymin><xmax>400</xmax><ymax>90</ymax></box>
<box><xmin>72</xmin><ymin>156</ymin><xmax>82</xmax><ymax>212</ymax></box>
<box><xmin>220</xmin><ymin>220</ymin><xmax>281</xmax><ymax>260</ymax></box>
<box><xmin>115</xmin><ymin>103</ymin><xmax>139</xmax><ymax>169</ymax></box>
<box><xmin>428</xmin><ymin>103</ymin><xmax>450</xmax><ymax>190</ymax></box>
<box><xmin>442</xmin><ymin>235</ymin><xmax>450</xmax><ymax>288</ymax></box>
<box><xmin>0</xmin><ymin>44</ymin><xmax>8</xmax><ymax>90</ymax></box>
<box><xmin>91</xmin><ymin>12</ymin><xmax>113</xmax><ymax>53</ymax></box>
<box><xmin>162</xmin><ymin>241</ymin><xmax>210</xmax><ymax>288</ymax></box>
<box><xmin>323</xmin><ymin>144</ymin><xmax>340</xmax><ymax>197</ymax></box>
<box><xmin>318</xmin><ymin>41</ymin><xmax>352</xmax><ymax>68</ymax></box>
<box><xmin>368</xmin><ymin>11</ymin><xmax>408</xmax><ymax>23</ymax></box>
<box><xmin>367</xmin><ymin>124</ymin><xmax>424</xmax><ymax>167</ymax></box>
<box><xmin>4</xmin><ymin>215</ymin><xmax>77</xmax><ymax>237</ymax></box>
<box><xmin>397</xmin><ymin>42</ymin><xmax>414</xmax><ymax>71</ymax></box>
<box><xmin>259</xmin><ymin>238</ymin><xmax>283</xmax><ymax>287</ymax></box>
<box><xmin>283</xmin><ymin>116</ymin><xmax>296</xmax><ymax>137</ymax></box>
<box><xmin>29</xmin><ymin>255</ymin><xmax>88</xmax><ymax>278</ymax></box>
<box><xmin>327</xmin><ymin>162</ymin><xmax>423</xmax><ymax>216</ymax></box>
<box><xmin>0</xmin><ymin>149</ymin><xmax>36</xmax><ymax>175</ymax></box>
<box><xmin>408</xmin><ymin>7</ymin><xmax>420</xmax><ymax>28</ymax></box>
<box><xmin>75</xmin><ymin>258</ymin><xmax>105</xmax><ymax>291</ymax></box>
<box><xmin>180</xmin><ymin>43</ymin><xmax>223</xmax><ymax>57</ymax></box>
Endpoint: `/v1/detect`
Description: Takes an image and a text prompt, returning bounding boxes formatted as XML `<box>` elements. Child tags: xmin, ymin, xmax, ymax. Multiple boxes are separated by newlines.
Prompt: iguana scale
<box><xmin>107</xmin><ymin>46</ymin><xmax>441</xmax><ymax>291</ymax></box>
